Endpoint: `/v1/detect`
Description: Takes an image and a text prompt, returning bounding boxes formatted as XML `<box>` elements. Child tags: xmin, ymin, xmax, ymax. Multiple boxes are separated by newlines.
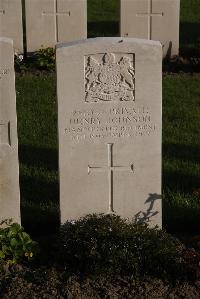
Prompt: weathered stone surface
<box><xmin>57</xmin><ymin>37</ymin><xmax>162</xmax><ymax>227</ymax></box>
<box><xmin>25</xmin><ymin>0</ymin><xmax>87</xmax><ymax>52</ymax></box>
<box><xmin>0</xmin><ymin>38</ymin><xmax>20</xmax><ymax>223</ymax></box>
<box><xmin>0</xmin><ymin>0</ymin><xmax>23</xmax><ymax>53</ymax></box>
<box><xmin>120</xmin><ymin>0</ymin><xmax>180</xmax><ymax>57</ymax></box>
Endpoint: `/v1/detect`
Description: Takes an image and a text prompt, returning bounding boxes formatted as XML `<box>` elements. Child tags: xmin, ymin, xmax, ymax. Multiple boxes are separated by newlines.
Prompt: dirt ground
<box><xmin>0</xmin><ymin>262</ymin><xmax>199</xmax><ymax>299</ymax></box>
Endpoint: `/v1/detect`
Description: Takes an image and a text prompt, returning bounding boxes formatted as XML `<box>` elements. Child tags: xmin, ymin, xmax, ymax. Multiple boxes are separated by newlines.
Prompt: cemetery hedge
<box><xmin>1</xmin><ymin>0</ymin><xmax>199</xmax><ymax>297</ymax></box>
<box><xmin>55</xmin><ymin>214</ymin><xmax>186</xmax><ymax>280</ymax></box>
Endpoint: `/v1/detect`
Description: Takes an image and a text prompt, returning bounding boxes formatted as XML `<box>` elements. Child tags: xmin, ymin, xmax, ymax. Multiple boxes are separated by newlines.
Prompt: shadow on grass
<box><xmin>163</xmin><ymin>143</ymin><xmax>200</xmax><ymax>164</ymax></box>
<box><xmin>21</xmin><ymin>205</ymin><xmax>60</xmax><ymax>237</ymax></box>
<box><xmin>18</xmin><ymin>145</ymin><xmax>59</xmax><ymax>235</ymax></box>
<box><xmin>20</xmin><ymin>174</ymin><xmax>59</xmax><ymax>235</ymax></box>
<box><xmin>163</xmin><ymin>201</ymin><xmax>200</xmax><ymax>233</ymax></box>
<box><xmin>163</xmin><ymin>58</ymin><xmax>200</xmax><ymax>73</ymax></box>
<box><xmin>180</xmin><ymin>22</ymin><xmax>200</xmax><ymax>56</ymax></box>
<box><xmin>163</xmin><ymin>143</ymin><xmax>200</xmax><ymax>194</ymax></box>
<box><xmin>163</xmin><ymin>170</ymin><xmax>199</xmax><ymax>194</ymax></box>
<box><xmin>19</xmin><ymin>144</ymin><xmax>58</xmax><ymax>171</ymax></box>
<box><xmin>162</xmin><ymin>143</ymin><xmax>200</xmax><ymax>231</ymax></box>
<box><xmin>20</xmin><ymin>174</ymin><xmax>58</xmax><ymax>204</ymax></box>
<box><xmin>88</xmin><ymin>21</ymin><xmax>119</xmax><ymax>37</ymax></box>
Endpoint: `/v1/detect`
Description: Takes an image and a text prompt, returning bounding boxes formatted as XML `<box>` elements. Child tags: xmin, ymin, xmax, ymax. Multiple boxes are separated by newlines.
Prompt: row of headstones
<box><xmin>1</xmin><ymin>0</ymin><xmax>180</xmax><ymax>57</ymax></box>
<box><xmin>0</xmin><ymin>36</ymin><xmax>162</xmax><ymax>227</ymax></box>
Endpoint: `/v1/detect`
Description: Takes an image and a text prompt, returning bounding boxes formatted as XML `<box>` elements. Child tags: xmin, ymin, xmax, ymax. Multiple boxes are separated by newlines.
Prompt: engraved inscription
<box><xmin>85</xmin><ymin>53</ymin><xmax>135</xmax><ymax>103</ymax></box>
<box><xmin>88</xmin><ymin>143</ymin><xmax>134</xmax><ymax>213</ymax></box>
<box><xmin>65</xmin><ymin>106</ymin><xmax>156</xmax><ymax>143</ymax></box>
<box><xmin>0</xmin><ymin>122</ymin><xmax>11</xmax><ymax>146</ymax></box>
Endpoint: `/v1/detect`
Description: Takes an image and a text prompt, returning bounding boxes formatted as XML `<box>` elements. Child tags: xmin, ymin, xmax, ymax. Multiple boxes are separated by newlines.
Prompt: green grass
<box><xmin>180</xmin><ymin>0</ymin><xmax>200</xmax><ymax>54</ymax></box>
<box><xmin>88</xmin><ymin>0</ymin><xmax>120</xmax><ymax>37</ymax></box>
<box><xmin>162</xmin><ymin>74</ymin><xmax>200</xmax><ymax>231</ymax></box>
<box><xmin>16</xmin><ymin>74</ymin><xmax>59</xmax><ymax>234</ymax></box>
<box><xmin>16</xmin><ymin>73</ymin><xmax>200</xmax><ymax>233</ymax></box>
<box><xmin>15</xmin><ymin>1</ymin><xmax>200</xmax><ymax>234</ymax></box>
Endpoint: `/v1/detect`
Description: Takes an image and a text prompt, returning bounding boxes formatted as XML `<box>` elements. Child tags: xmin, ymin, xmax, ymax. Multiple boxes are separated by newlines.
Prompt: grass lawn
<box><xmin>163</xmin><ymin>74</ymin><xmax>200</xmax><ymax>231</ymax></box>
<box><xmin>16</xmin><ymin>74</ymin><xmax>59</xmax><ymax>234</ymax></box>
<box><xmin>180</xmin><ymin>0</ymin><xmax>200</xmax><ymax>54</ymax></box>
<box><xmin>15</xmin><ymin>0</ymin><xmax>200</xmax><ymax>234</ymax></box>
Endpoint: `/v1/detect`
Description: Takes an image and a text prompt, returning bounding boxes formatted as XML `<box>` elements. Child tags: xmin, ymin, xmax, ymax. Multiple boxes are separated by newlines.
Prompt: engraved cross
<box><xmin>136</xmin><ymin>0</ymin><xmax>164</xmax><ymax>39</ymax></box>
<box><xmin>88</xmin><ymin>143</ymin><xmax>134</xmax><ymax>213</ymax></box>
<box><xmin>42</xmin><ymin>0</ymin><xmax>70</xmax><ymax>42</ymax></box>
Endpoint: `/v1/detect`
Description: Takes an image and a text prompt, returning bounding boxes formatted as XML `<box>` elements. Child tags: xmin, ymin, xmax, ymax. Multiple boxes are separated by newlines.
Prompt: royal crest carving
<box><xmin>85</xmin><ymin>53</ymin><xmax>135</xmax><ymax>103</ymax></box>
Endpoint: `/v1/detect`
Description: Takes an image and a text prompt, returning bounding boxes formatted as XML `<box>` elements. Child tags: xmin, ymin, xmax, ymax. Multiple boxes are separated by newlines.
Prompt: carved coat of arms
<box><xmin>85</xmin><ymin>53</ymin><xmax>135</xmax><ymax>103</ymax></box>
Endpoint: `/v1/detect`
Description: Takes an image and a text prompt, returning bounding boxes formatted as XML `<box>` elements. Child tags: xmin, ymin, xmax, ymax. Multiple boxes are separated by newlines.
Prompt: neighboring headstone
<box><xmin>57</xmin><ymin>37</ymin><xmax>162</xmax><ymax>227</ymax></box>
<box><xmin>0</xmin><ymin>38</ymin><xmax>20</xmax><ymax>223</ymax></box>
<box><xmin>120</xmin><ymin>0</ymin><xmax>180</xmax><ymax>58</ymax></box>
<box><xmin>25</xmin><ymin>0</ymin><xmax>87</xmax><ymax>52</ymax></box>
<box><xmin>0</xmin><ymin>0</ymin><xmax>23</xmax><ymax>53</ymax></box>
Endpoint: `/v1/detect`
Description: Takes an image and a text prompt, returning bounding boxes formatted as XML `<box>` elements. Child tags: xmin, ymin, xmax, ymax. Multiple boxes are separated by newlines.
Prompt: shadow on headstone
<box><xmin>164</xmin><ymin>41</ymin><xmax>173</xmax><ymax>62</ymax></box>
<box><xmin>135</xmin><ymin>193</ymin><xmax>161</xmax><ymax>225</ymax></box>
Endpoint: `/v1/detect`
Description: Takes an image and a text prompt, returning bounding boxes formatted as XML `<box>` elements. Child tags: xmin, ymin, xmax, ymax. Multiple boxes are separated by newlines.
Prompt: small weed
<box><xmin>34</xmin><ymin>47</ymin><xmax>56</xmax><ymax>71</ymax></box>
<box><xmin>0</xmin><ymin>219</ymin><xmax>39</xmax><ymax>264</ymax></box>
<box><xmin>14</xmin><ymin>53</ymin><xmax>28</xmax><ymax>73</ymax></box>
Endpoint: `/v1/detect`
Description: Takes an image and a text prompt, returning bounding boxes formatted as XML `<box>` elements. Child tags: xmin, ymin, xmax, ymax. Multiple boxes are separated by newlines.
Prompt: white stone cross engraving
<box><xmin>136</xmin><ymin>0</ymin><xmax>164</xmax><ymax>39</ymax></box>
<box><xmin>0</xmin><ymin>122</ymin><xmax>10</xmax><ymax>146</ymax></box>
<box><xmin>42</xmin><ymin>0</ymin><xmax>70</xmax><ymax>42</ymax></box>
<box><xmin>88</xmin><ymin>143</ymin><xmax>134</xmax><ymax>213</ymax></box>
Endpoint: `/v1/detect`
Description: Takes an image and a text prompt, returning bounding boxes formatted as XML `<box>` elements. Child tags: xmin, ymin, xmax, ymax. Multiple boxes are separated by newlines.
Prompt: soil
<box><xmin>0</xmin><ymin>261</ymin><xmax>199</xmax><ymax>299</ymax></box>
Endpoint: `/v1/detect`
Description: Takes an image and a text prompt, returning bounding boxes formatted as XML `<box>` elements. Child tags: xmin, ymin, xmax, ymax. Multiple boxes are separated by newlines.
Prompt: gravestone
<box><xmin>0</xmin><ymin>0</ymin><xmax>23</xmax><ymax>53</ymax></box>
<box><xmin>0</xmin><ymin>38</ymin><xmax>20</xmax><ymax>223</ymax></box>
<box><xmin>25</xmin><ymin>0</ymin><xmax>87</xmax><ymax>52</ymax></box>
<box><xmin>120</xmin><ymin>0</ymin><xmax>180</xmax><ymax>57</ymax></box>
<box><xmin>57</xmin><ymin>37</ymin><xmax>162</xmax><ymax>227</ymax></box>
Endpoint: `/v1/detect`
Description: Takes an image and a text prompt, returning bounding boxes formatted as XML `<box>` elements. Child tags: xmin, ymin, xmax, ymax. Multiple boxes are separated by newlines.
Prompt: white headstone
<box><xmin>0</xmin><ymin>0</ymin><xmax>23</xmax><ymax>53</ymax></box>
<box><xmin>57</xmin><ymin>37</ymin><xmax>162</xmax><ymax>227</ymax></box>
<box><xmin>25</xmin><ymin>0</ymin><xmax>87</xmax><ymax>52</ymax></box>
<box><xmin>120</xmin><ymin>0</ymin><xmax>180</xmax><ymax>58</ymax></box>
<box><xmin>0</xmin><ymin>38</ymin><xmax>20</xmax><ymax>223</ymax></box>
